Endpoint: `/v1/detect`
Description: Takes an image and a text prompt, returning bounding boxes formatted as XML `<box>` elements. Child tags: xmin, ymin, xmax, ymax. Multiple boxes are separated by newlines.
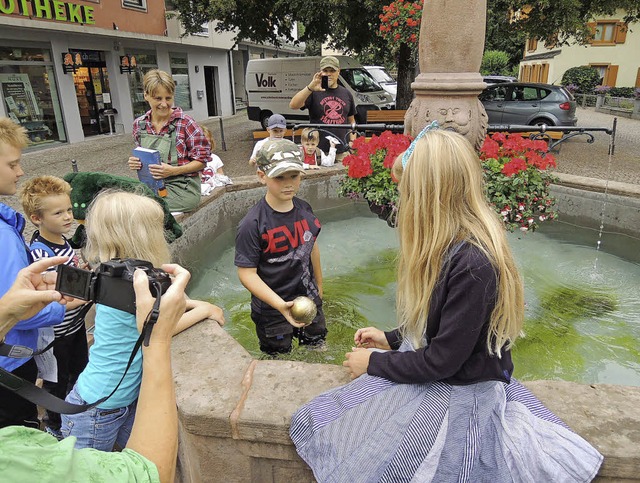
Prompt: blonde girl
<box><xmin>61</xmin><ymin>190</ymin><xmax>223</xmax><ymax>451</ymax></box>
<box><xmin>290</xmin><ymin>126</ymin><xmax>602</xmax><ymax>482</ymax></box>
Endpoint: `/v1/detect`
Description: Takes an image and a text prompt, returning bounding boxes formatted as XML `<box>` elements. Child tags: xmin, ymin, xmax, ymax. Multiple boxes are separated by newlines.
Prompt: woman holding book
<box><xmin>128</xmin><ymin>69</ymin><xmax>210</xmax><ymax>213</ymax></box>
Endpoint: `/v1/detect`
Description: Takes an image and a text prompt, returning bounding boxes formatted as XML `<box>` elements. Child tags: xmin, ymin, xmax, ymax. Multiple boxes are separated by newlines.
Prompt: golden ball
<box><xmin>290</xmin><ymin>296</ymin><xmax>317</xmax><ymax>326</ymax></box>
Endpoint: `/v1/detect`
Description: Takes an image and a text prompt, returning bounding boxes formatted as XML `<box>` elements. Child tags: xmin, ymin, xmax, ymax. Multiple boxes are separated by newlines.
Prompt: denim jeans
<box><xmin>61</xmin><ymin>385</ymin><xmax>137</xmax><ymax>451</ymax></box>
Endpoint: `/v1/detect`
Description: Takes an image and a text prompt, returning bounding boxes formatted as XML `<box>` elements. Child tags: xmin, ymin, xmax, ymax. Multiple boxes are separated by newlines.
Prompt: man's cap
<box><xmin>267</xmin><ymin>113</ymin><xmax>287</xmax><ymax>129</ymax></box>
<box><xmin>320</xmin><ymin>56</ymin><xmax>340</xmax><ymax>71</ymax></box>
<box><xmin>256</xmin><ymin>139</ymin><xmax>305</xmax><ymax>178</ymax></box>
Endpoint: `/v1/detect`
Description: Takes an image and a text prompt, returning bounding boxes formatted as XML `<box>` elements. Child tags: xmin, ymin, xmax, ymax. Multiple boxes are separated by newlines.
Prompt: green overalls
<box><xmin>139</xmin><ymin>120</ymin><xmax>201</xmax><ymax>213</ymax></box>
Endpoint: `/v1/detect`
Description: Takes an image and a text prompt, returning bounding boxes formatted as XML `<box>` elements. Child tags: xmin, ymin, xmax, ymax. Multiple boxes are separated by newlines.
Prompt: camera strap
<box><xmin>0</xmin><ymin>327</ymin><xmax>145</xmax><ymax>414</ymax></box>
<box><xmin>0</xmin><ymin>304</ymin><xmax>160</xmax><ymax>414</ymax></box>
<box><xmin>0</xmin><ymin>302</ymin><xmax>94</xmax><ymax>359</ymax></box>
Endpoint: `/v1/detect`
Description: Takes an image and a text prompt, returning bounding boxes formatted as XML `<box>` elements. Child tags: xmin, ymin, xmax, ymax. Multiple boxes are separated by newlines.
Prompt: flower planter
<box><xmin>367</xmin><ymin>201</ymin><xmax>396</xmax><ymax>228</ymax></box>
<box><xmin>338</xmin><ymin>131</ymin><xmax>411</xmax><ymax>228</ymax></box>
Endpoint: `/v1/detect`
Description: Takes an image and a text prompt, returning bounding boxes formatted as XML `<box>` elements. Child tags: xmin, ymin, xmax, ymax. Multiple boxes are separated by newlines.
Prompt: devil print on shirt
<box><xmin>235</xmin><ymin>197</ymin><xmax>322</xmax><ymax>316</ymax></box>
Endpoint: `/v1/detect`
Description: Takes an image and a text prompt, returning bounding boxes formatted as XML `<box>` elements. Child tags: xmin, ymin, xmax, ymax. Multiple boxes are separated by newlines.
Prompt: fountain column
<box><xmin>405</xmin><ymin>0</ymin><xmax>489</xmax><ymax>150</ymax></box>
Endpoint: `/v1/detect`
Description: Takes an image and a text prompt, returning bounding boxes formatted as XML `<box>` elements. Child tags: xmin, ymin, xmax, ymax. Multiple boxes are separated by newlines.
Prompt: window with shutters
<box><xmin>590</xmin><ymin>63</ymin><xmax>619</xmax><ymax>87</ymax></box>
<box><xmin>588</xmin><ymin>21</ymin><xmax>627</xmax><ymax>45</ymax></box>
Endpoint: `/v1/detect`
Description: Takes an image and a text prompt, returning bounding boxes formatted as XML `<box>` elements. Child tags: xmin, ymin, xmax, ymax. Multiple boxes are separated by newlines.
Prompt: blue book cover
<box><xmin>133</xmin><ymin>147</ymin><xmax>165</xmax><ymax>195</ymax></box>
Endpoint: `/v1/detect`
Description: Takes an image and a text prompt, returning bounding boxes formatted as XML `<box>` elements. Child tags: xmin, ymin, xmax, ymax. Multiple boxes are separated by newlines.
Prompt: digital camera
<box><xmin>55</xmin><ymin>258</ymin><xmax>171</xmax><ymax>314</ymax></box>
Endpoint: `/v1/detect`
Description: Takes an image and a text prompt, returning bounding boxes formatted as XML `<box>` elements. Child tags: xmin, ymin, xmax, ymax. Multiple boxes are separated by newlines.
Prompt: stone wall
<box><xmin>171</xmin><ymin>169</ymin><xmax>640</xmax><ymax>482</ymax></box>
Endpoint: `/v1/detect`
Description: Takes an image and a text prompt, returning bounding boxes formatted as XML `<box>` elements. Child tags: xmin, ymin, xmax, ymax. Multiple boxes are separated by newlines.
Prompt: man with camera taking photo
<box><xmin>290</xmin><ymin>55</ymin><xmax>357</xmax><ymax>162</ymax></box>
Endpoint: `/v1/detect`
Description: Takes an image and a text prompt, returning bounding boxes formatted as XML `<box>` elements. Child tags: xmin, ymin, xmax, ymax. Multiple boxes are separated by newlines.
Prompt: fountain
<box><xmin>167</xmin><ymin>0</ymin><xmax>640</xmax><ymax>479</ymax></box>
<box><xmin>169</xmin><ymin>169</ymin><xmax>640</xmax><ymax>482</ymax></box>
<box><xmin>404</xmin><ymin>0</ymin><xmax>488</xmax><ymax>150</ymax></box>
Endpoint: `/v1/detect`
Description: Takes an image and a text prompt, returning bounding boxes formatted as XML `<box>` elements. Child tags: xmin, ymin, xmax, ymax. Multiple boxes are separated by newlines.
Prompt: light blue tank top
<box><xmin>76</xmin><ymin>304</ymin><xmax>142</xmax><ymax>409</ymax></box>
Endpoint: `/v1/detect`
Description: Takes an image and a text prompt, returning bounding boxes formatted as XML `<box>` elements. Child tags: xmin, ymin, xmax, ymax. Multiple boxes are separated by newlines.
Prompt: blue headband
<box><xmin>401</xmin><ymin>120</ymin><xmax>440</xmax><ymax>168</ymax></box>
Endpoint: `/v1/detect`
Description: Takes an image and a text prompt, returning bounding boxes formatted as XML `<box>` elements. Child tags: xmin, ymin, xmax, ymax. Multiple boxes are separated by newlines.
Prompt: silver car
<box><xmin>479</xmin><ymin>82</ymin><xmax>577</xmax><ymax>126</ymax></box>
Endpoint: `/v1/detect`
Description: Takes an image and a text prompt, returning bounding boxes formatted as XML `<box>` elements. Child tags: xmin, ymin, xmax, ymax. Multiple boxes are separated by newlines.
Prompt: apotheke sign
<box><xmin>0</xmin><ymin>0</ymin><xmax>95</xmax><ymax>25</ymax></box>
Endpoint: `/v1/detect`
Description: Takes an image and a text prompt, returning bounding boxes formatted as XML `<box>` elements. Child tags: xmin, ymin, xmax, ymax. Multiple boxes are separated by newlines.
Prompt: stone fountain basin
<box><xmin>170</xmin><ymin>167</ymin><xmax>640</xmax><ymax>482</ymax></box>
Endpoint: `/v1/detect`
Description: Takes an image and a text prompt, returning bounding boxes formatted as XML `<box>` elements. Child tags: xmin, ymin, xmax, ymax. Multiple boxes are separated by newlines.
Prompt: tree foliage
<box><xmin>172</xmin><ymin>0</ymin><xmax>640</xmax><ymax>50</ymax></box>
<box><xmin>560</xmin><ymin>66</ymin><xmax>601</xmax><ymax>93</ymax></box>
<box><xmin>491</xmin><ymin>0</ymin><xmax>640</xmax><ymax>46</ymax></box>
<box><xmin>481</xmin><ymin>50</ymin><xmax>511</xmax><ymax>76</ymax></box>
<box><xmin>485</xmin><ymin>1</ymin><xmax>526</xmax><ymax>71</ymax></box>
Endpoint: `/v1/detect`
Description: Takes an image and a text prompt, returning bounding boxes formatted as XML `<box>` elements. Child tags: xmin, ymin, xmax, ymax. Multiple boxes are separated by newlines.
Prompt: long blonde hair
<box><xmin>393</xmin><ymin>129</ymin><xmax>524</xmax><ymax>355</ymax></box>
<box><xmin>84</xmin><ymin>190</ymin><xmax>170</xmax><ymax>268</ymax></box>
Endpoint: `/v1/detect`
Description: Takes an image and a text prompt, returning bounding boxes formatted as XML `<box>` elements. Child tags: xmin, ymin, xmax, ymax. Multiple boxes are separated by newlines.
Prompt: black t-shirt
<box><xmin>368</xmin><ymin>243</ymin><xmax>515</xmax><ymax>385</ymax></box>
<box><xmin>304</xmin><ymin>85</ymin><xmax>357</xmax><ymax>154</ymax></box>
<box><xmin>235</xmin><ymin>197</ymin><xmax>322</xmax><ymax>317</ymax></box>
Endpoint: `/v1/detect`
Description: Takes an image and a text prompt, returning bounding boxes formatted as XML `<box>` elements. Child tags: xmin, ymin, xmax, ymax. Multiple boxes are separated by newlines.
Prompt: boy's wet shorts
<box><xmin>251</xmin><ymin>306</ymin><xmax>327</xmax><ymax>355</ymax></box>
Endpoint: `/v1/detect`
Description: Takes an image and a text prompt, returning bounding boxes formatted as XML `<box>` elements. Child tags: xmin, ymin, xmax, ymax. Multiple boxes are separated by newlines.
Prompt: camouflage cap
<box><xmin>256</xmin><ymin>139</ymin><xmax>305</xmax><ymax>178</ymax></box>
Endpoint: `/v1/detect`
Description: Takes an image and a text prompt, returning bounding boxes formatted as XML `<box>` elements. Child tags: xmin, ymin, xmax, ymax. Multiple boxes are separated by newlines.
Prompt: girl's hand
<box><xmin>207</xmin><ymin>304</ymin><xmax>225</xmax><ymax>326</ymax></box>
<box><xmin>343</xmin><ymin>348</ymin><xmax>372</xmax><ymax>379</ymax></box>
<box><xmin>128</xmin><ymin>156</ymin><xmax>141</xmax><ymax>170</ymax></box>
<box><xmin>354</xmin><ymin>327</ymin><xmax>390</xmax><ymax>350</ymax></box>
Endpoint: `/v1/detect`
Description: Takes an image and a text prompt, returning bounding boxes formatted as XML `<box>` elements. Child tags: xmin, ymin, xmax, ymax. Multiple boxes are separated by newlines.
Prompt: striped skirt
<box><xmin>290</xmin><ymin>374</ymin><xmax>603</xmax><ymax>482</ymax></box>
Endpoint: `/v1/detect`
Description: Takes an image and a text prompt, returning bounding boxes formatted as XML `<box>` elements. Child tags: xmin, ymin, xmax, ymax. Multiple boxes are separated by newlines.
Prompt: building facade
<box><xmin>519</xmin><ymin>11</ymin><xmax>640</xmax><ymax>88</ymax></box>
<box><xmin>0</xmin><ymin>0</ymin><xmax>237</xmax><ymax>149</ymax></box>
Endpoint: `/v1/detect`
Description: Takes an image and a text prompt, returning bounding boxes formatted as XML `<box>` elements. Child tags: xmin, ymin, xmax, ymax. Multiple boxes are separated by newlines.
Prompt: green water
<box><xmin>186</xmin><ymin>202</ymin><xmax>640</xmax><ymax>386</ymax></box>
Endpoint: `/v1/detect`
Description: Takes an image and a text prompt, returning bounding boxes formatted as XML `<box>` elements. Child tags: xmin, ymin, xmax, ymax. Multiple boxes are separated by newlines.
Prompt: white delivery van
<box><xmin>246</xmin><ymin>55</ymin><xmax>395</xmax><ymax>129</ymax></box>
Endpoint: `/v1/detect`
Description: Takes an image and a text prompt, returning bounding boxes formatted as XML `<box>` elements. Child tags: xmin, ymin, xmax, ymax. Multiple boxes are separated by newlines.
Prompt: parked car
<box><xmin>364</xmin><ymin>65</ymin><xmax>397</xmax><ymax>101</ymax></box>
<box><xmin>479</xmin><ymin>82</ymin><xmax>577</xmax><ymax>126</ymax></box>
<box><xmin>483</xmin><ymin>75</ymin><xmax>517</xmax><ymax>85</ymax></box>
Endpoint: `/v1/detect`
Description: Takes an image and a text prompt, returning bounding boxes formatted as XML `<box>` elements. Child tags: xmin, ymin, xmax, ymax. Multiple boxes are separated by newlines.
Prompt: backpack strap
<box><xmin>29</xmin><ymin>241</ymin><xmax>56</xmax><ymax>258</ymax></box>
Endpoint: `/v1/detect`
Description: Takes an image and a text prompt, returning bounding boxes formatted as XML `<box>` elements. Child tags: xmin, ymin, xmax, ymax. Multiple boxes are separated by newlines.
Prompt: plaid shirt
<box><xmin>132</xmin><ymin>107</ymin><xmax>210</xmax><ymax>176</ymax></box>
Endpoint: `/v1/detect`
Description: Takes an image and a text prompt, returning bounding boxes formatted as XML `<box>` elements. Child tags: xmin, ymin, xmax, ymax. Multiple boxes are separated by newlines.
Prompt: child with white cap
<box><xmin>248</xmin><ymin>113</ymin><xmax>288</xmax><ymax>166</ymax></box>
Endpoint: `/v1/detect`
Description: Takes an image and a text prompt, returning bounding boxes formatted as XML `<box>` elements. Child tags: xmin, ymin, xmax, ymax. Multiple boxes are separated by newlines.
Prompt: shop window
<box><xmin>169</xmin><ymin>53</ymin><xmax>192</xmax><ymax>110</ymax></box>
<box><xmin>127</xmin><ymin>52</ymin><xmax>158</xmax><ymax>118</ymax></box>
<box><xmin>122</xmin><ymin>0</ymin><xmax>147</xmax><ymax>11</ymax></box>
<box><xmin>0</xmin><ymin>46</ymin><xmax>67</xmax><ymax>148</ymax></box>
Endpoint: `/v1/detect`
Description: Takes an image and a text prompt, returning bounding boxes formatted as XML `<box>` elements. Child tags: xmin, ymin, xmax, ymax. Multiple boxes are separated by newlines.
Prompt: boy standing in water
<box><xmin>235</xmin><ymin>139</ymin><xmax>327</xmax><ymax>355</ymax></box>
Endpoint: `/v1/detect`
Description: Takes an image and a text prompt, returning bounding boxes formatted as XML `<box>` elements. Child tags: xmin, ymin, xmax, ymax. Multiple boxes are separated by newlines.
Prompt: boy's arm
<box><xmin>249</xmin><ymin>139</ymin><xmax>265</xmax><ymax>165</ymax></box>
<box><xmin>311</xmin><ymin>242</ymin><xmax>323</xmax><ymax>299</ymax></box>
<box><xmin>172</xmin><ymin>298</ymin><xmax>225</xmax><ymax>335</ymax></box>
<box><xmin>237</xmin><ymin>267</ymin><xmax>306</xmax><ymax>328</ymax></box>
<box><xmin>0</xmin><ymin>234</ymin><xmax>65</xmax><ymax>331</ymax></box>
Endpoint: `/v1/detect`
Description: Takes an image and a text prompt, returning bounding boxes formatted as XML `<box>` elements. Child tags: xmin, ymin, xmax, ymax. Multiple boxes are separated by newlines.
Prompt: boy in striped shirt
<box><xmin>19</xmin><ymin>175</ymin><xmax>88</xmax><ymax>439</ymax></box>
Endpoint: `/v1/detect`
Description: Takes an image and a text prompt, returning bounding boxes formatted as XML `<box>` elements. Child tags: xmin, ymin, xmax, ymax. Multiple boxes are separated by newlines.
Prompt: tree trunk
<box><xmin>395</xmin><ymin>42</ymin><xmax>416</xmax><ymax>110</ymax></box>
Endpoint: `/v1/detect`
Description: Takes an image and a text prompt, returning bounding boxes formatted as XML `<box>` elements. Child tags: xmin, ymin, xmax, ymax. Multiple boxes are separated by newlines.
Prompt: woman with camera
<box><xmin>0</xmin><ymin>256</ymin><xmax>192</xmax><ymax>482</ymax></box>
